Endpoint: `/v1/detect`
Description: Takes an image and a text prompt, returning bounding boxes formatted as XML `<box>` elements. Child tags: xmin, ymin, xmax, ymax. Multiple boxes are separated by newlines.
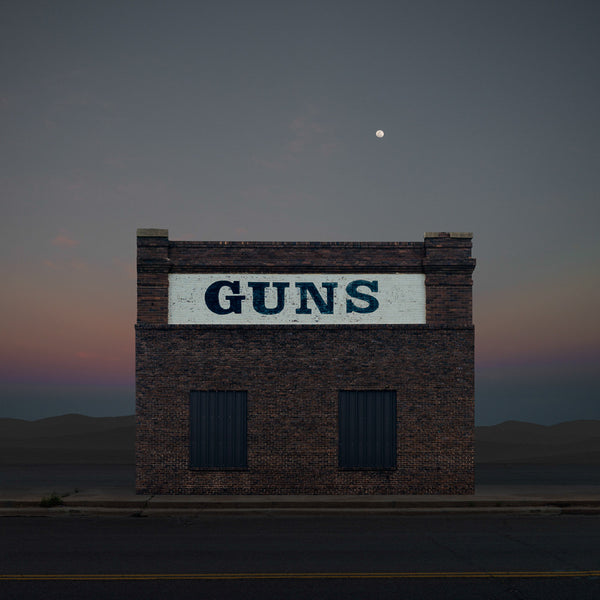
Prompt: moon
<box><xmin>376</xmin><ymin>130</ymin><xmax>384</xmax><ymax>138</ymax></box>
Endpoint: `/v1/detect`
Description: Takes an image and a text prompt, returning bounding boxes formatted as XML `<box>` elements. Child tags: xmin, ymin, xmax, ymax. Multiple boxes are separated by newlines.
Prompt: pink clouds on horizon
<box><xmin>475</xmin><ymin>265</ymin><xmax>599</xmax><ymax>369</ymax></box>
<box><xmin>1</xmin><ymin>252</ymin><xmax>136</xmax><ymax>386</ymax></box>
<box><xmin>1</xmin><ymin>342</ymin><xmax>134</xmax><ymax>386</ymax></box>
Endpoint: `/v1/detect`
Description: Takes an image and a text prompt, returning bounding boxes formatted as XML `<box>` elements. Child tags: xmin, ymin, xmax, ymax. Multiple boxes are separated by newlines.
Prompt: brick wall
<box><xmin>136</xmin><ymin>230</ymin><xmax>475</xmax><ymax>495</ymax></box>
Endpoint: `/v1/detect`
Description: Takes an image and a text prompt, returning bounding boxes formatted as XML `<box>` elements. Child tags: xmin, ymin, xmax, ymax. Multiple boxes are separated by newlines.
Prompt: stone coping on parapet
<box><xmin>137</xmin><ymin>228</ymin><xmax>473</xmax><ymax>243</ymax></box>
<box><xmin>425</xmin><ymin>232</ymin><xmax>473</xmax><ymax>239</ymax></box>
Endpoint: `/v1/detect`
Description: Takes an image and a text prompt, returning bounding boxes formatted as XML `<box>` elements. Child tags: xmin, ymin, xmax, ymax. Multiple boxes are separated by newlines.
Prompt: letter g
<box><xmin>205</xmin><ymin>281</ymin><xmax>245</xmax><ymax>315</ymax></box>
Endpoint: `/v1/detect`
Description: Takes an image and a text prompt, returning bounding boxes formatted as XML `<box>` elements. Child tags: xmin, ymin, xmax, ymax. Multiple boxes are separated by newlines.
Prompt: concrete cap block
<box><xmin>137</xmin><ymin>228</ymin><xmax>169</xmax><ymax>238</ymax></box>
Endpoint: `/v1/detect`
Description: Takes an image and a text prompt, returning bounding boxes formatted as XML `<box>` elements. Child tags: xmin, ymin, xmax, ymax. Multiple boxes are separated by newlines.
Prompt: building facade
<box><xmin>136</xmin><ymin>229</ymin><xmax>475</xmax><ymax>495</ymax></box>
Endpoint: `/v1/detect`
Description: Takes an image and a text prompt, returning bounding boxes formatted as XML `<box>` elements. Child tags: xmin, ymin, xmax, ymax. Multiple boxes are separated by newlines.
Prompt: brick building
<box><xmin>135</xmin><ymin>229</ymin><xmax>475</xmax><ymax>495</ymax></box>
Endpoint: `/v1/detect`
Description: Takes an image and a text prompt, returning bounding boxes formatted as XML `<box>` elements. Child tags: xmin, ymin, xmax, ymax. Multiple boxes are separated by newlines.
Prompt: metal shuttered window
<box><xmin>190</xmin><ymin>391</ymin><xmax>247</xmax><ymax>469</ymax></box>
<box><xmin>338</xmin><ymin>390</ymin><xmax>397</xmax><ymax>469</ymax></box>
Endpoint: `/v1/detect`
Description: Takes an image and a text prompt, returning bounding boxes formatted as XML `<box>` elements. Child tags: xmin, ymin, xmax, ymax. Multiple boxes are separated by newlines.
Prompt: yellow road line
<box><xmin>1</xmin><ymin>571</ymin><xmax>599</xmax><ymax>581</ymax></box>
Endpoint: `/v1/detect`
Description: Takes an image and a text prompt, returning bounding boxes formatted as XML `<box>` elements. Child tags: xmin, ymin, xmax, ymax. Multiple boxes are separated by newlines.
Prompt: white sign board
<box><xmin>168</xmin><ymin>274</ymin><xmax>426</xmax><ymax>325</ymax></box>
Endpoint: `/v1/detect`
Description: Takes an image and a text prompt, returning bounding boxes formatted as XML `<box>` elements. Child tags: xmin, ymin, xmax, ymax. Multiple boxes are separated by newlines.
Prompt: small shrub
<box><xmin>40</xmin><ymin>493</ymin><xmax>64</xmax><ymax>508</ymax></box>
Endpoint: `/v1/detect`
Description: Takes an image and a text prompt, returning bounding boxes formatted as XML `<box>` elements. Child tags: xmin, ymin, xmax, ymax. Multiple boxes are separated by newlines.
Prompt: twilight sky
<box><xmin>1</xmin><ymin>0</ymin><xmax>599</xmax><ymax>424</ymax></box>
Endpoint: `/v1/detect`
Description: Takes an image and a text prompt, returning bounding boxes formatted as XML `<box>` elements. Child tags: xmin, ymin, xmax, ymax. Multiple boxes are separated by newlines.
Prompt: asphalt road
<box><xmin>1</xmin><ymin>514</ymin><xmax>599</xmax><ymax>599</ymax></box>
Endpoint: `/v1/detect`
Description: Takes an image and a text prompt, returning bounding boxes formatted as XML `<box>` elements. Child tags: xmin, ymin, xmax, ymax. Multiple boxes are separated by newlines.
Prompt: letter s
<box><xmin>346</xmin><ymin>280</ymin><xmax>379</xmax><ymax>314</ymax></box>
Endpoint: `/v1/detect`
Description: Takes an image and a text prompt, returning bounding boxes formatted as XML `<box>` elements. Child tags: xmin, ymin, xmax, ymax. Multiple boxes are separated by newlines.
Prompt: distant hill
<box><xmin>1</xmin><ymin>414</ymin><xmax>600</xmax><ymax>464</ymax></box>
<box><xmin>476</xmin><ymin>420</ymin><xmax>600</xmax><ymax>464</ymax></box>
<box><xmin>0</xmin><ymin>414</ymin><xmax>134</xmax><ymax>464</ymax></box>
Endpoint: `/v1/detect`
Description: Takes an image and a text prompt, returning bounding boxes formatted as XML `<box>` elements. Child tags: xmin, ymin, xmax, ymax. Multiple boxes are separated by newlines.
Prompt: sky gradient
<box><xmin>2</xmin><ymin>0</ymin><xmax>599</xmax><ymax>424</ymax></box>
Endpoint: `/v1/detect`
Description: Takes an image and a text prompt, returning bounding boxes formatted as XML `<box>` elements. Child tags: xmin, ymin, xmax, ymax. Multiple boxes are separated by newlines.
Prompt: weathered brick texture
<box><xmin>136</xmin><ymin>230</ymin><xmax>475</xmax><ymax>495</ymax></box>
